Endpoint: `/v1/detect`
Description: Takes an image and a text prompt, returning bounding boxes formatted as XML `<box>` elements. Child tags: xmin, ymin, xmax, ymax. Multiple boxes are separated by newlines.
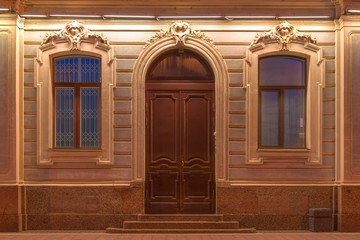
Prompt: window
<box><xmin>259</xmin><ymin>56</ymin><xmax>306</xmax><ymax>149</ymax></box>
<box><xmin>53</xmin><ymin>56</ymin><xmax>101</xmax><ymax>148</ymax></box>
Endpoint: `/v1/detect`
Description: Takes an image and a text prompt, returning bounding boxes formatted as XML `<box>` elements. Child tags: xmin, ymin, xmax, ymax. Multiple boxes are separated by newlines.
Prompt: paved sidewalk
<box><xmin>0</xmin><ymin>232</ymin><xmax>360</xmax><ymax>240</ymax></box>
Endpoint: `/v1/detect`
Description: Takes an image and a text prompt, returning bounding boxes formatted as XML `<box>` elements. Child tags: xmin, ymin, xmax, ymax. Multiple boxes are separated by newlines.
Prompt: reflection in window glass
<box><xmin>261</xmin><ymin>91</ymin><xmax>279</xmax><ymax>146</ymax></box>
<box><xmin>284</xmin><ymin>89</ymin><xmax>306</xmax><ymax>148</ymax></box>
<box><xmin>259</xmin><ymin>57</ymin><xmax>305</xmax><ymax>86</ymax></box>
<box><xmin>148</xmin><ymin>50</ymin><xmax>213</xmax><ymax>80</ymax></box>
<box><xmin>259</xmin><ymin>56</ymin><xmax>306</xmax><ymax>148</ymax></box>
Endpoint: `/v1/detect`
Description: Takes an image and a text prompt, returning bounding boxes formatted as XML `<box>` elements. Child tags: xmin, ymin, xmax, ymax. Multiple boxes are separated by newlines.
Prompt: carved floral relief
<box><xmin>144</xmin><ymin>22</ymin><xmax>215</xmax><ymax>48</ymax></box>
<box><xmin>251</xmin><ymin>21</ymin><xmax>317</xmax><ymax>50</ymax></box>
<box><xmin>41</xmin><ymin>20</ymin><xmax>109</xmax><ymax>50</ymax></box>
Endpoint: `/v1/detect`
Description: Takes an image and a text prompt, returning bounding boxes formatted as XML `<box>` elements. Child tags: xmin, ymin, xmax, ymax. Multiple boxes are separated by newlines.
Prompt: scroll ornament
<box><xmin>41</xmin><ymin>20</ymin><xmax>109</xmax><ymax>50</ymax></box>
<box><xmin>144</xmin><ymin>22</ymin><xmax>215</xmax><ymax>48</ymax></box>
<box><xmin>251</xmin><ymin>21</ymin><xmax>317</xmax><ymax>51</ymax></box>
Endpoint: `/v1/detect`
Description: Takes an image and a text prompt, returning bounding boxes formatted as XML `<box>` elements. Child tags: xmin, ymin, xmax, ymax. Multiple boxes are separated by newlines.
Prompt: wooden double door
<box><xmin>145</xmin><ymin>89</ymin><xmax>215</xmax><ymax>213</ymax></box>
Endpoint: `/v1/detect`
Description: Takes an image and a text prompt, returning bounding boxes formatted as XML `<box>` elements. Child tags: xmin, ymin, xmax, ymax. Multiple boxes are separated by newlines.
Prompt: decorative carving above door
<box><xmin>145</xmin><ymin>22</ymin><xmax>215</xmax><ymax>48</ymax></box>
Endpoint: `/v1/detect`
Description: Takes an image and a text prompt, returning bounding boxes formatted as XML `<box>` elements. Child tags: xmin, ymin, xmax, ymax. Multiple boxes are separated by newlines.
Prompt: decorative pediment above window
<box><xmin>144</xmin><ymin>22</ymin><xmax>215</xmax><ymax>48</ymax></box>
<box><xmin>41</xmin><ymin>20</ymin><xmax>109</xmax><ymax>50</ymax></box>
<box><xmin>250</xmin><ymin>21</ymin><xmax>317</xmax><ymax>51</ymax></box>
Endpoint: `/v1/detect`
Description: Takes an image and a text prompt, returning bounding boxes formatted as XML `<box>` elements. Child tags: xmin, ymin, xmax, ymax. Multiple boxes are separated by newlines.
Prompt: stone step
<box><xmin>106</xmin><ymin>228</ymin><xmax>256</xmax><ymax>234</ymax></box>
<box><xmin>122</xmin><ymin>221</ymin><xmax>239</xmax><ymax>229</ymax></box>
<box><xmin>137</xmin><ymin>214</ymin><xmax>224</xmax><ymax>222</ymax></box>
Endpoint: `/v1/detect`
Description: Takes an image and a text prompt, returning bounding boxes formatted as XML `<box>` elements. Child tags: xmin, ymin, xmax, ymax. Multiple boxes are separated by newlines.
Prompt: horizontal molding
<box><xmin>324</xmin><ymin>56</ymin><xmax>335</xmax><ymax>60</ymax></box>
<box><xmin>24</xmin><ymin>69</ymin><xmax>34</xmax><ymax>73</ymax></box>
<box><xmin>113</xmin><ymin>125</ymin><xmax>132</xmax><ymax>128</ymax></box>
<box><xmin>229</xmin><ymin>151</ymin><xmax>246</xmax><ymax>155</ymax></box>
<box><xmin>114</xmin><ymin>111</ymin><xmax>131</xmax><ymax>115</ymax></box>
<box><xmin>24</xmin><ymin>165</ymin><xmax>131</xmax><ymax>169</ymax></box>
<box><xmin>326</xmin><ymin>84</ymin><xmax>335</xmax><ymax>87</ymax></box>
<box><xmin>114</xmin><ymin>152</ymin><xmax>132</xmax><ymax>155</ymax></box>
<box><xmin>114</xmin><ymin>97</ymin><xmax>132</xmax><ymax>101</ymax></box>
<box><xmin>24</xmin><ymin>152</ymin><xmax>36</xmax><ymax>156</ymax></box>
<box><xmin>24</xmin><ymin>111</ymin><xmax>36</xmax><ymax>116</ymax></box>
<box><xmin>24</xmin><ymin>125</ymin><xmax>36</xmax><ymax>129</ymax></box>
<box><xmin>229</xmin><ymin>138</ymin><xmax>245</xmax><ymax>141</ymax></box>
<box><xmin>24</xmin><ymin>41</ymin><xmax>41</xmax><ymax>45</ymax></box>
<box><xmin>110</xmin><ymin>42</ymin><xmax>145</xmax><ymax>45</ymax></box>
<box><xmin>323</xmin><ymin>139</ymin><xmax>335</xmax><ymax>142</ymax></box>
<box><xmin>114</xmin><ymin>138</ymin><xmax>131</xmax><ymax>142</ymax></box>
<box><xmin>24</xmin><ymin>112</ymin><xmax>36</xmax><ymax>116</ymax></box>
<box><xmin>116</xmin><ymin>69</ymin><xmax>133</xmax><ymax>73</ymax></box>
<box><xmin>116</xmin><ymin>83</ymin><xmax>132</xmax><ymax>87</ymax></box>
<box><xmin>317</xmin><ymin>42</ymin><xmax>335</xmax><ymax>46</ymax></box>
<box><xmin>24</xmin><ymin>55</ymin><xmax>36</xmax><ymax>58</ymax></box>
<box><xmin>24</xmin><ymin>97</ymin><xmax>36</xmax><ymax>102</ymax></box>
<box><xmin>228</xmin><ymin>69</ymin><xmax>243</xmax><ymax>73</ymax></box>
<box><xmin>229</xmin><ymin>124</ymin><xmax>246</xmax><ymax>128</ymax></box>
<box><xmin>323</xmin><ymin>126</ymin><xmax>335</xmax><ymax>129</ymax></box>
<box><xmin>115</xmin><ymin>55</ymin><xmax>138</xmax><ymax>59</ymax></box>
<box><xmin>325</xmin><ymin>70</ymin><xmax>335</xmax><ymax>73</ymax></box>
<box><xmin>323</xmin><ymin>152</ymin><xmax>336</xmax><ymax>156</ymax></box>
<box><xmin>323</xmin><ymin>112</ymin><xmax>335</xmax><ymax>116</ymax></box>
<box><xmin>223</xmin><ymin>55</ymin><xmax>245</xmax><ymax>59</ymax></box>
<box><xmin>323</xmin><ymin>98</ymin><xmax>335</xmax><ymax>102</ymax></box>
<box><xmin>24</xmin><ymin>139</ymin><xmax>36</xmax><ymax>142</ymax></box>
<box><xmin>229</xmin><ymin>83</ymin><xmax>244</xmax><ymax>87</ymax></box>
<box><xmin>23</xmin><ymin>178</ymin><xmax>132</xmax><ymax>183</ymax></box>
<box><xmin>24</xmin><ymin>83</ymin><xmax>34</xmax><ymax>87</ymax></box>
<box><xmin>228</xmin><ymin>178</ymin><xmax>334</xmax><ymax>182</ymax></box>
<box><xmin>229</xmin><ymin>111</ymin><xmax>246</xmax><ymax>115</ymax></box>
<box><xmin>229</xmin><ymin>164</ymin><xmax>334</xmax><ymax>169</ymax></box>
<box><xmin>229</xmin><ymin>97</ymin><xmax>246</xmax><ymax>101</ymax></box>
<box><xmin>215</xmin><ymin>42</ymin><xmax>250</xmax><ymax>46</ymax></box>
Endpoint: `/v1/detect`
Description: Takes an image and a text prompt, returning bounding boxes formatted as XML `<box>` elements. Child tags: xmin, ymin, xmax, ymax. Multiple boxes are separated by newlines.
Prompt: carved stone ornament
<box><xmin>251</xmin><ymin>21</ymin><xmax>317</xmax><ymax>51</ymax></box>
<box><xmin>144</xmin><ymin>22</ymin><xmax>215</xmax><ymax>48</ymax></box>
<box><xmin>41</xmin><ymin>20</ymin><xmax>109</xmax><ymax>50</ymax></box>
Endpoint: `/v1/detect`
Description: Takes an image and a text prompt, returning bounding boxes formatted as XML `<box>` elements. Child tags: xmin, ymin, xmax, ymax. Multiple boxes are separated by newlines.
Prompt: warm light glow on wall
<box><xmin>49</xmin><ymin>14</ymin><xmax>102</xmax><ymax>18</ymax></box>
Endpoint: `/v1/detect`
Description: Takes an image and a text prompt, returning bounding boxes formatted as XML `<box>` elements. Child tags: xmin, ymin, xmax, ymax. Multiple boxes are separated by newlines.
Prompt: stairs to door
<box><xmin>106</xmin><ymin>214</ymin><xmax>256</xmax><ymax>233</ymax></box>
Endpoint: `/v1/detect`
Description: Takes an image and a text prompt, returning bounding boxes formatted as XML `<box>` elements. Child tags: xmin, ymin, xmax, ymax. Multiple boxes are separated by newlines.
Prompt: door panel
<box><xmin>146</xmin><ymin>92</ymin><xmax>180</xmax><ymax>212</ymax></box>
<box><xmin>180</xmin><ymin>92</ymin><xmax>214</xmax><ymax>213</ymax></box>
<box><xmin>146</xmin><ymin>90</ymin><xmax>214</xmax><ymax>213</ymax></box>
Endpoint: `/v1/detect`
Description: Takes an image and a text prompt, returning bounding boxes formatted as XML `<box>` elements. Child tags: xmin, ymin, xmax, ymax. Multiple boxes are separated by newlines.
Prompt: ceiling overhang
<box><xmin>2</xmin><ymin>0</ymin><xmax>360</xmax><ymax>19</ymax></box>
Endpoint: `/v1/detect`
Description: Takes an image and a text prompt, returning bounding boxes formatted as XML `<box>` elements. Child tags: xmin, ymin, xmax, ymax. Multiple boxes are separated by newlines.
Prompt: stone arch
<box><xmin>132</xmin><ymin>34</ymin><xmax>230</xmax><ymax>182</ymax></box>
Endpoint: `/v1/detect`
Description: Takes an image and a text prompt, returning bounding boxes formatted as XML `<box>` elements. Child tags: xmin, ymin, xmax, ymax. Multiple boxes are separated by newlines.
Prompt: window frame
<box><xmin>258</xmin><ymin>55</ymin><xmax>307</xmax><ymax>149</ymax></box>
<box><xmin>52</xmin><ymin>55</ymin><xmax>102</xmax><ymax>149</ymax></box>
<box><xmin>35</xmin><ymin>39</ymin><xmax>115</xmax><ymax>165</ymax></box>
<box><xmin>244</xmin><ymin>41</ymin><xmax>325</xmax><ymax>165</ymax></box>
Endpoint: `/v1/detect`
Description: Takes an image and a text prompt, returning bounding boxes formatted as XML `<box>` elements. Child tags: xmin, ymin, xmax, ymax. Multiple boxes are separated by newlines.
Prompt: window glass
<box><xmin>55</xmin><ymin>88</ymin><xmax>75</xmax><ymax>148</ymax></box>
<box><xmin>81</xmin><ymin>88</ymin><xmax>100</xmax><ymax>147</ymax></box>
<box><xmin>284</xmin><ymin>89</ymin><xmax>306</xmax><ymax>148</ymax></box>
<box><xmin>260</xmin><ymin>91</ymin><xmax>279</xmax><ymax>146</ymax></box>
<box><xmin>54</xmin><ymin>56</ymin><xmax>101</xmax><ymax>148</ymax></box>
<box><xmin>259</xmin><ymin>56</ymin><xmax>305</xmax><ymax>86</ymax></box>
<box><xmin>148</xmin><ymin>50</ymin><xmax>213</xmax><ymax>81</ymax></box>
<box><xmin>54</xmin><ymin>56</ymin><xmax>100</xmax><ymax>83</ymax></box>
<box><xmin>259</xmin><ymin>56</ymin><xmax>306</xmax><ymax>148</ymax></box>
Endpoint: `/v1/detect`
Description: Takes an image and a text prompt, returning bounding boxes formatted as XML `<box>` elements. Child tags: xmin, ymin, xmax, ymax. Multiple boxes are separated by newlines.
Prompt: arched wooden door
<box><xmin>145</xmin><ymin>50</ymin><xmax>215</xmax><ymax>213</ymax></box>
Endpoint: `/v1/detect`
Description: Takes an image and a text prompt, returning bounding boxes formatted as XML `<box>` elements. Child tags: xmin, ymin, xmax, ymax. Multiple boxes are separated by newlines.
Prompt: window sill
<box><xmin>47</xmin><ymin>149</ymin><xmax>104</xmax><ymax>164</ymax></box>
<box><xmin>258</xmin><ymin>148</ymin><xmax>310</xmax><ymax>152</ymax></box>
<box><xmin>256</xmin><ymin>148</ymin><xmax>311</xmax><ymax>162</ymax></box>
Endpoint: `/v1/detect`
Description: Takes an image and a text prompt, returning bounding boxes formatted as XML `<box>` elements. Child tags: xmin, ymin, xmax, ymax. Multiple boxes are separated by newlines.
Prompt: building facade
<box><xmin>0</xmin><ymin>0</ymin><xmax>360</xmax><ymax>232</ymax></box>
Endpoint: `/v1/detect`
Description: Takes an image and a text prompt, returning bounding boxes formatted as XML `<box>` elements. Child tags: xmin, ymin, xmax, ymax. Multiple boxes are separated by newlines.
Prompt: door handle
<box><xmin>181</xmin><ymin>160</ymin><xmax>184</xmax><ymax>166</ymax></box>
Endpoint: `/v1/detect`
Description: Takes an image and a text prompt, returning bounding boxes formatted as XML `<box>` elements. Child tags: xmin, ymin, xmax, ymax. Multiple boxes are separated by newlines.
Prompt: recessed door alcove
<box><xmin>145</xmin><ymin>49</ymin><xmax>215</xmax><ymax>213</ymax></box>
